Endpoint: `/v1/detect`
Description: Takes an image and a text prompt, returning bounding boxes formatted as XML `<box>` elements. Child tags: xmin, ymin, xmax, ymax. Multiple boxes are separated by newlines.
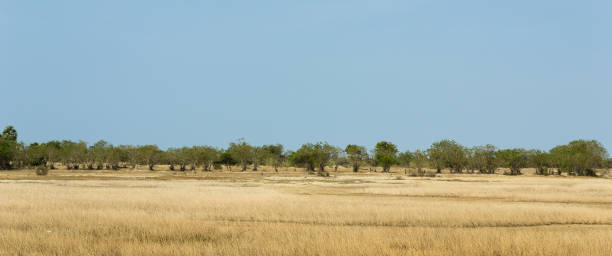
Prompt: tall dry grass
<box><xmin>0</xmin><ymin>170</ymin><xmax>611</xmax><ymax>255</ymax></box>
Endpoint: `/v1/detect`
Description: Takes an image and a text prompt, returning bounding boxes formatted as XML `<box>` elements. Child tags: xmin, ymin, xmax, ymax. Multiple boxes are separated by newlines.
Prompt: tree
<box><xmin>164</xmin><ymin>148</ymin><xmax>179</xmax><ymax>171</ymax></box>
<box><xmin>137</xmin><ymin>145</ymin><xmax>162</xmax><ymax>171</ymax></box>
<box><xmin>550</xmin><ymin>140</ymin><xmax>608</xmax><ymax>176</ymax></box>
<box><xmin>119</xmin><ymin>145</ymin><xmax>139</xmax><ymax>169</ymax></box>
<box><xmin>252</xmin><ymin>146</ymin><xmax>264</xmax><ymax>171</ymax></box>
<box><xmin>106</xmin><ymin>145</ymin><xmax>122</xmax><ymax>170</ymax></box>
<box><xmin>290</xmin><ymin>144</ymin><xmax>316</xmax><ymax>172</ymax></box>
<box><xmin>497</xmin><ymin>149</ymin><xmax>528</xmax><ymax>175</ymax></box>
<box><xmin>428</xmin><ymin>140</ymin><xmax>468</xmax><ymax>174</ymax></box>
<box><xmin>412</xmin><ymin>150</ymin><xmax>428</xmax><ymax>175</ymax></box>
<box><xmin>328</xmin><ymin>146</ymin><xmax>343</xmax><ymax>172</ymax></box>
<box><xmin>24</xmin><ymin>143</ymin><xmax>46</xmax><ymax>167</ymax></box>
<box><xmin>88</xmin><ymin>140</ymin><xmax>109</xmax><ymax>170</ymax></box>
<box><xmin>218</xmin><ymin>150</ymin><xmax>236</xmax><ymax>171</ymax></box>
<box><xmin>313</xmin><ymin>142</ymin><xmax>335</xmax><ymax>174</ymax></box>
<box><xmin>397</xmin><ymin>150</ymin><xmax>413</xmax><ymax>174</ymax></box>
<box><xmin>0</xmin><ymin>138</ymin><xmax>16</xmax><ymax>169</ymax></box>
<box><xmin>529</xmin><ymin>150</ymin><xmax>551</xmax><ymax>175</ymax></box>
<box><xmin>43</xmin><ymin>141</ymin><xmax>61</xmax><ymax>169</ymax></box>
<box><xmin>374</xmin><ymin>141</ymin><xmax>398</xmax><ymax>173</ymax></box>
<box><xmin>469</xmin><ymin>145</ymin><xmax>498</xmax><ymax>174</ymax></box>
<box><xmin>0</xmin><ymin>125</ymin><xmax>18</xmax><ymax>169</ymax></box>
<box><xmin>261</xmin><ymin>144</ymin><xmax>284</xmax><ymax>172</ymax></box>
<box><xmin>427</xmin><ymin>141</ymin><xmax>446</xmax><ymax>173</ymax></box>
<box><xmin>194</xmin><ymin>146</ymin><xmax>219</xmax><ymax>171</ymax></box>
<box><xmin>291</xmin><ymin>142</ymin><xmax>335</xmax><ymax>174</ymax></box>
<box><xmin>345</xmin><ymin>145</ymin><xmax>368</xmax><ymax>172</ymax></box>
<box><xmin>60</xmin><ymin>140</ymin><xmax>87</xmax><ymax>170</ymax></box>
<box><xmin>167</xmin><ymin>147</ymin><xmax>190</xmax><ymax>171</ymax></box>
<box><xmin>228</xmin><ymin>139</ymin><xmax>253</xmax><ymax>172</ymax></box>
<box><xmin>1</xmin><ymin>126</ymin><xmax>17</xmax><ymax>141</ymax></box>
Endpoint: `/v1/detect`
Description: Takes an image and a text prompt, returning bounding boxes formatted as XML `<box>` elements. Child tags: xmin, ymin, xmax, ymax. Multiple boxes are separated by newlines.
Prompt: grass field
<box><xmin>1</xmin><ymin>168</ymin><xmax>611</xmax><ymax>255</ymax></box>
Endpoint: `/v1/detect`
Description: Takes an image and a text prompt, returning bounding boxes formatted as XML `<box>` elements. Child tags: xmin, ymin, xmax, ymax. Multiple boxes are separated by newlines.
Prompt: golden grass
<box><xmin>1</xmin><ymin>168</ymin><xmax>611</xmax><ymax>255</ymax></box>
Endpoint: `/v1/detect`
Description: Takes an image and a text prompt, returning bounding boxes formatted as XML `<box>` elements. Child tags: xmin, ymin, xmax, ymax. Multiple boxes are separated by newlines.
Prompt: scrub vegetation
<box><xmin>1</xmin><ymin>125</ymin><xmax>611</xmax><ymax>255</ymax></box>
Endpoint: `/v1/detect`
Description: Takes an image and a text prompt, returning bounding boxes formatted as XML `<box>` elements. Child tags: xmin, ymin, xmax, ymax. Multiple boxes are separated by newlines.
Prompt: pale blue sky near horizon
<box><xmin>1</xmin><ymin>0</ymin><xmax>610</xmax><ymax>151</ymax></box>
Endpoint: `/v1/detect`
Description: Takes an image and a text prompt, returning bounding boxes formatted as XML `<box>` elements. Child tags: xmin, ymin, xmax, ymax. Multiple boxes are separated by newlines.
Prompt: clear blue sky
<box><xmin>1</xmin><ymin>0</ymin><xmax>610</xmax><ymax>151</ymax></box>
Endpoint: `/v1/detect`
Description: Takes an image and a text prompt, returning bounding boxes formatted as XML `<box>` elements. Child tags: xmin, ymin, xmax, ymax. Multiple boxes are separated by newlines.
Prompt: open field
<box><xmin>1</xmin><ymin>168</ymin><xmax>611</xmax><ymax>255</ymax></box>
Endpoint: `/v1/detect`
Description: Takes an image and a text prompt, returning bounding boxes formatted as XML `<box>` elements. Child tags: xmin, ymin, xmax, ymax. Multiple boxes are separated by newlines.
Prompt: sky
<box><xmin>1</xmin><ymin>0</ymin><xmax>610</xmax><ymax>151</ymax></box>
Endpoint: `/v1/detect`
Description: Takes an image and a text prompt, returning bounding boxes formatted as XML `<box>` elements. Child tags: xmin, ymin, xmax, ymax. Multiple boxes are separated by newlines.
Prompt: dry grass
<box><xmin>1</xmin><ymin>168</ymin><xmax>611</xmax><ymax>255</ymax></box>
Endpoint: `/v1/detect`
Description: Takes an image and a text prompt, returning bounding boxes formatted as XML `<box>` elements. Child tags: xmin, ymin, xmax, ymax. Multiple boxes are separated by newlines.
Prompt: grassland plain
<box><xmin>1</xmin><ymin>168</ymin><xmax>611</xmax><ymax>255</ymax></box>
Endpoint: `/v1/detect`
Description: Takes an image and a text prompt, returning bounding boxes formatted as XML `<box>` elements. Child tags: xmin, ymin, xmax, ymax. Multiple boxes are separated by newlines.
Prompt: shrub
<box><xmin>35</xmin><ymin>165</ymin><xmax>49</xmax><ymax>176</ymax></box>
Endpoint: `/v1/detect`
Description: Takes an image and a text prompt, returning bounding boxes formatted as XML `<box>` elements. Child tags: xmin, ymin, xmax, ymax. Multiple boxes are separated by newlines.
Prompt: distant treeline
<box><xmin>0</xmin><ymin>125</ymin><xmax>610</xmax><ymax>176</ymax></box>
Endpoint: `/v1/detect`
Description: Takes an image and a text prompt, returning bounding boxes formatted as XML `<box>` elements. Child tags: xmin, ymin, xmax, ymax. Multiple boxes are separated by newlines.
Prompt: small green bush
<box><xmin>35</xmin><ymin>165</ymin><xmax>49</xmax><ymax>176</ymax></box>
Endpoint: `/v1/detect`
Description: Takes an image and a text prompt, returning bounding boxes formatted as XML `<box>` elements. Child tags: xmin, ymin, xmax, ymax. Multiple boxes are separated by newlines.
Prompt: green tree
<box><xmin>374</xmin><ymin>141</ymin><xmax>398</xmax><ymax>173</ymax></box>
<box><xmin>290</xmin><ymin>144</ymin><xmax>315</xmax><ymax>172</ymax></box>
<box><xmin>164</xmin><ymin>148</ymin><xmax>179</xmax><ymax>171</ymax></box>
<box><xmin>25</xmin><ymin>143</ymin><xmax>47</xmax><ymax>167</ymax></box>
<box><xmin>345</xmin><ymin>145</ymin><xmax>368</xmax><ymax>172</ymax></box>
<box><xmin>550</xmin><ymin>140</ymin><xmax>608</xmax><ymax>176</ymax></box>
<box><xmin>428</xmin><ymin>140</ymin><xmax>468</xmax><ymax>174</ymax></box>
<box><xmin>412</xmin><ymin>150</ymin><xmax>428</xmax><ymax>175</ymax></box>
<box><xmin>261</xmin><ymin>144</ymin><xmax>284</xmax><ymax>172</ymax></box>
<box><xmin>497</xmin><ymin>149</ymin><xmax>528</xmax><ymax>175</ymax></box>
<box><xmin>397</xmin><ymin>150</ymin><xmax>413</xmax><ymax>175</ymax></box>
<box><xmin>0</xmin><ymin>126</ymin><xmax>18</xmax><ymax>169</ymax></box>
<box><xmin>328</xmin><ymin>146</ymin><xmax>343</xmax><ymax>172</ymax></box>
<box><xmin>168</xmin><ymin>147</ymin><xmax>191</xmax><ymax>171</ymax></box>
<box><xmin>469</xmin><ymin>145</ymin><xmax>498</xmax><ymax>174</ymax></box>
<box><xmin>106</xmin><ymin>145</ymin><xmax>122</xmax><ymax>170</ymax></box>
<box><xmin>120</xmin><ymin>145</ymin><xmax>139</xmax><ymax>169</ymax></box>
<box><xmin>88</xmin><ymin>140</ymin><xmax>109</xmax><ymax>170</ymax></box>
<box><xmin>252</xmin><ymin>146</ymin><xmax>264</xmax><ymax>171</ymax></box>
<box><xmin>43</xmin><ymin>141</ymin><xmax>61</xmax><ymax>169</ymax></box>
<box><xmin>1</xmin><ymin>126</ymin><xmax>17</xmax><ymax>141</ymax></box>
<box><xmin>218</xmin><ymin>150</ymin><xmax>237</xmax><ymax>171</ymax></box>
<box><xmin>313</xmin><ymin>142</ymin><xmax>335</xmax><ymax>174</ymax></box>
<box><xmin>137</xmin><ymin>145</ymin><xmax>162</xmax><ymax>171</ymax></box>
<box><xmin>60</xmin><ymin>140</ymin><xmax>87</xmax><ymax>170</ymax></box>
<box><xmin>228</xmin><ymin>139</ymin><xmax>253</xmax><ymax>172</ymax></box>
<box><xmin>291</xmin><ymin>142</ymin><xmax>335</xmax><ymax>174</ymax></box>
<box><xmin>427</xmin><ymin>141</ymin><xmax>446</xmax><ymax>173</ymax></box>
<box><xmin>0</xmin><ymin>139</ymin><xmax>16</xmax><ymax>169</ymax></box>
<box><xmin>529</xmin><ymin>150</ymin><xmax>551</xmax><ymax>175</ymax></box>
<box><xmin>194</xmin><ymin>146</ymin><xmax>219</xmax><ymax>171</ymax></box>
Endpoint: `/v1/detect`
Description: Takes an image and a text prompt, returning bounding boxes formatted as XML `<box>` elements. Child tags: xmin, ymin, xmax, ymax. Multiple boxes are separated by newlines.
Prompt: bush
<box><xmin>317</xmin><ymin>171</ymin><xmax>330</xmax><ymax>177</ymax></box>
<box><xmin>35</xmin><ymin>165</ymin><xmax>49</xmax><ymax>176</ymax></box>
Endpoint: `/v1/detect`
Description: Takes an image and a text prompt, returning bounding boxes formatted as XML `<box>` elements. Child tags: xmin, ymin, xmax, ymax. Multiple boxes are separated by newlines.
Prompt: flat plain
<box><xmin>1</xmin><ymin>167</ymin><xmax>611</xmax><ymax>255</ymax></box>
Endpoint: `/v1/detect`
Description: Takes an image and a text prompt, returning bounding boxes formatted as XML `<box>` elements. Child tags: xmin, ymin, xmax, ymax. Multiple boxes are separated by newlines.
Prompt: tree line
<box><xmin>0</xmin><ymin>125</ymin><xmax>610</xmax><ymax>176</ymax></box>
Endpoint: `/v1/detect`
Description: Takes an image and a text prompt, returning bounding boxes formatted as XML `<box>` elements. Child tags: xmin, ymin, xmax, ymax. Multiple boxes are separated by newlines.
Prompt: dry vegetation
<box><xmin>1</xmin><ymin>167</ymin><xmax>611</xmax><ymax>255</ymax></box>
